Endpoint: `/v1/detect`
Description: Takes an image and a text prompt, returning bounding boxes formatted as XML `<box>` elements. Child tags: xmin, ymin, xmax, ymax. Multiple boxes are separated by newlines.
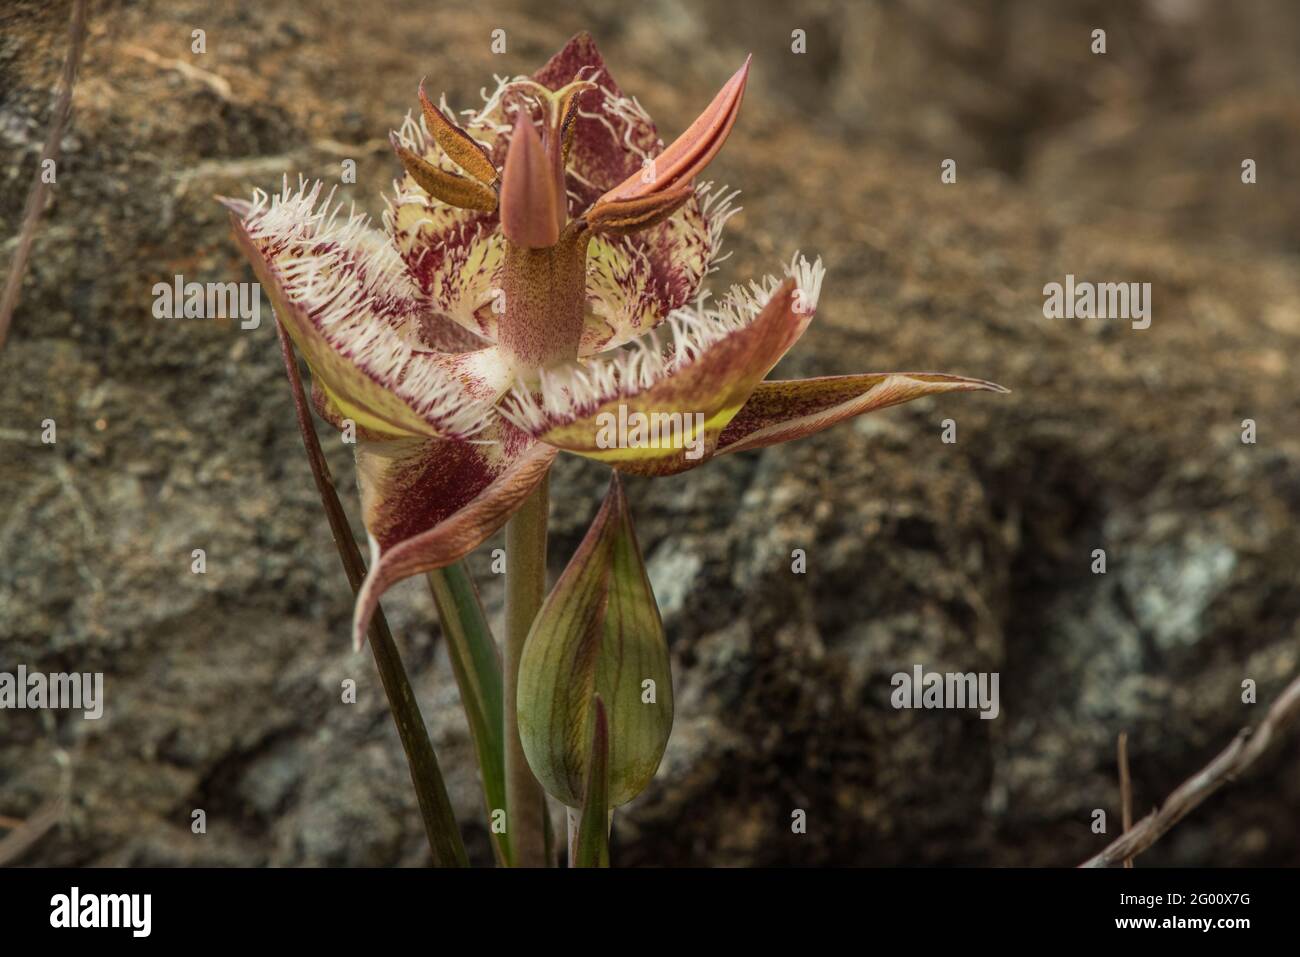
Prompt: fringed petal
<box><xmin>579</xmin><ymin>181</ymin><xmax>736</xmax><ymax>355</ymax></box>
<box><xmin>225</xmin><ymin>179</ymin><xmax>497</xmax><ymax>440</ymax></box>
<box><xmin>500</xmin><ymin>255</ymin><xmax>825</xmax><ymax>476</ymax></box>
<box><xmin>386</xmin><ymin>112</ymin><xmax>505</xmax><ymax>344</ymax></box>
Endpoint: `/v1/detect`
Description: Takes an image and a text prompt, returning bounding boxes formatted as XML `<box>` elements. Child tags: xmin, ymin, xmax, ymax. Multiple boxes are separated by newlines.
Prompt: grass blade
<box><xmin>427</xmin><ymin>565</ymin><xmax>511</xmax><ymax>866</ymax></box>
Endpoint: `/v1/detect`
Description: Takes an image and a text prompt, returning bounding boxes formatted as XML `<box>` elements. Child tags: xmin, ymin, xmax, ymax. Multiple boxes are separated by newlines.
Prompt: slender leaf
<box><xmin>573</xmin><ymin>695</ymin><xmax>611</xmax><ymax>868</ymax></box>
<box><xmin>426</xmin><ymin>565</ymin><xmax>511</xmax><ymax>866</ymax></box>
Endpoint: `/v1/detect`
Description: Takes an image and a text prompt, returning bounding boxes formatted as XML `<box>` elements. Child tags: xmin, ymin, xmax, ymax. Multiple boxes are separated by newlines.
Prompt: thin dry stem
<box><xmin>1081</xmin><ymin>672</ymin><xmax>1300</xmax><ymax>867</ymax></box>
<box><xmin>1117</xmin><ymin>731</ymin><xmax>1133</xmax><ymax>868</ymax></box>
<box><xmin>0</xmin><ymin>0</ymin><xmax>88</xmax><ymax>353</ymax></box>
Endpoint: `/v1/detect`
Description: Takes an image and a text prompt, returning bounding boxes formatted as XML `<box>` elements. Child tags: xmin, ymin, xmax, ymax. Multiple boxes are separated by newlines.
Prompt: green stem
<box><xmin>567</xmin><ymin>807</ymin><xmax>580</xmax><ymax>865</ymax></box>
<box><xmin>504</xmin><ymin>472</ymin><xmax>551</xmax><ymax>867</ymax></box>
<box><xmin>276</xmin><ymin>324</ymin><xmax>467</xmax><ymax>867</ymax></box>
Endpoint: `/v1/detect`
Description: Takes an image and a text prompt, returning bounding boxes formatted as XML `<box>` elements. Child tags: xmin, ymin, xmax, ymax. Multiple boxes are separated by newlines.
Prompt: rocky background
<box><xmin>1</xmin><ymin>0</ymin><xmax>1297</xmax><ymax>866</ymax></box>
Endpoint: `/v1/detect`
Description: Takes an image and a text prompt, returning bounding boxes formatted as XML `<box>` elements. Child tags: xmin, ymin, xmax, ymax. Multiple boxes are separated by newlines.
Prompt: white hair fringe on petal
<box><xmin>237</xmin><ymin>175</ymin><xmax>495</xmax><ymax>440</ymax></box>
<box><xmin>499</xmin><ymin>253</ymin><xmax>826</xmax><ymax>436</ymax></box>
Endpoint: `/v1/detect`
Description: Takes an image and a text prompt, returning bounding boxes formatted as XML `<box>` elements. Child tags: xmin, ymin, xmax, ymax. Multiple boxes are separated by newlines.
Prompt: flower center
<box><xmin>495</xmin><ymin>78</ymin><xmax>599</xmax><ymax>373</ymax></box>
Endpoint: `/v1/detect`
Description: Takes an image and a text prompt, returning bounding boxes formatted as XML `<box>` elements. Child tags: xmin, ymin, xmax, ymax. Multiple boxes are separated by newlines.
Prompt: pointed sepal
<box><xmin>351</xmin><ymin>424</ymin><xmax>558</xmax><ymax>650</ymax></box>
<box><xmin>716</xmin><ymin>372</ymin><xmax>1009</xmax><ymax>458</ymax></box>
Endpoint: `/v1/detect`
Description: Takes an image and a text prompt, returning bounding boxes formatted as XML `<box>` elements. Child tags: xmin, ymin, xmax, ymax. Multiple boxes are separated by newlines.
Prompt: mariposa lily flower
<box><xmin>224</xmin><ymin>32</ymin><xmax>1005</xmax><ymax>650</ymax></box>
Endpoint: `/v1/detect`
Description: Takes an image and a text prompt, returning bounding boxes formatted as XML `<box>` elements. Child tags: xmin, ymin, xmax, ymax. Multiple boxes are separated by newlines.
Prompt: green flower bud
<box><xmin>517</xmin><ymin>474</ymin><xmax>673</xmax><ymax>808</ymax></box>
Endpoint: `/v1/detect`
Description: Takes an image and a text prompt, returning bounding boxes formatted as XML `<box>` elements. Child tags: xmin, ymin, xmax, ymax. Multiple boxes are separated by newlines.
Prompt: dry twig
<box><xmin>0</xmin><ymin>0</ymin><xmax>89</xmax><ymax>353</ymax></box>
<box><xmin>1117</xmin><ymin>731</ymin><xmax>1133</xmax><ymax>868</ymax></box>
<box><xmin>120</xmin><ymin>42</ymin><xmax>233</xmax><ymax>100</ymax></box>
<box><xmin>0</xmin><ymin>798</ymin><xmax>65</xmax><ymax>866</ymax></box>
<box><xmin>1082</xmin><ymin>672</ymin><xmax>1300</xmax><ymax>867</ymax></box>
